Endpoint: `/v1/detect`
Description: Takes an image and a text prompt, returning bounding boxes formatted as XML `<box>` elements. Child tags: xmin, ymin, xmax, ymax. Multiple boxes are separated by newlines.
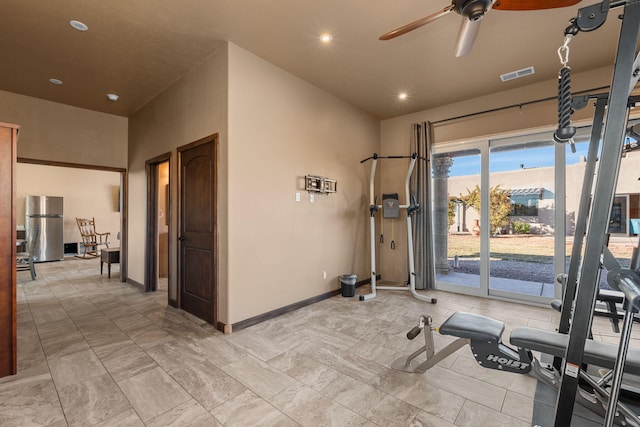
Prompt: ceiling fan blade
<box><xmin>455</xmin><ymin>17</ymin><xmax>482</xmax><ymax>57</ymax></box>
<box><xmin>379</xmin><ymin>5</ymin><xmax>455</xmax><ymax>41</ymax></box>
<box><xmin>493</xmin><ymin>0</ymin><xmax>581</xmax><ymax>10</ymax></box>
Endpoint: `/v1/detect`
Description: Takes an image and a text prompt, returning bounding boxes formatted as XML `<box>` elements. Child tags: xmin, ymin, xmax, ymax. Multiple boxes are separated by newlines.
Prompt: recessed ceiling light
<box><xmin>69</xmin><ymin>20</ymin><xmax>88</xmax><ymax>31</ymax></box>
<box><xmin>320</xmin><ymin>33</ymin><xmax>333</xmax><ymax>43</ymax></box>
<box><xmin>107</xmin><ymin>93</ymin><xmax>119</xmax><ymax>102</ymax></box>
<box><xmin>49</xmin><ymin>78</ymin><xmax>63</xmax><ymax>85</ymax></box>
<box><xmin>398</xmin><ymin>92</ymin><xmax>408</xmax><ymax>100</ymax></box>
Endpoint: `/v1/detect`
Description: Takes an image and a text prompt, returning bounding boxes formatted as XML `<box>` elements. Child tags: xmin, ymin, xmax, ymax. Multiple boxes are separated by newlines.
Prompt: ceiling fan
<box><xmin>379</xmin><ymin>0</ymin><xmax>582</xmax><ymax>57</ymax></box>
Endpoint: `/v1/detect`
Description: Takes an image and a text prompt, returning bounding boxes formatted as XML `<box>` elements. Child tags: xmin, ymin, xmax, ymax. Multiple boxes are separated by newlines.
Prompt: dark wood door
<box><xmin>178</xmin><ymin>135</ymin><xmax>217</xmax><ymax>324</ymax></box>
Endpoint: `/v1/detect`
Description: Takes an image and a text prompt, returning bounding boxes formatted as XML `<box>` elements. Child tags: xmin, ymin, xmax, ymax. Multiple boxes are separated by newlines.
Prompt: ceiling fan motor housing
<box><xmin>455</xmin><ymin>0</ymin><xmax>493</xmax><ymax>20</ymax></box>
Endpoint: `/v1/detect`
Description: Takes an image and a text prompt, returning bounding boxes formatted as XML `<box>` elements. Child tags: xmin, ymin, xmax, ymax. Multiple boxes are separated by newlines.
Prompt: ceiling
<box><xmin>0</xmin><ymin>0</ymin><xmax>623</xmax><ymax>120</ymax></box>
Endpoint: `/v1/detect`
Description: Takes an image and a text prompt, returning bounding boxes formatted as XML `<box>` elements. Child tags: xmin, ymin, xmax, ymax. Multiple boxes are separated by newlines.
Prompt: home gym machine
<box><xmin>551</xmin><ymin>1</ymin><xmax>640</xmax><ymax>425</ymax></box>
<box><xmin>391</xmin><ymin>108</ymin><xmax>640</xmax><ymax>424</ymax></box>
<box><xmin>393</xmin><ymin>0</ymin><xmax>640</xmax><ymax>425</ymax></box>
<box><xmin>359</xmin><ymin>153</ymin><xmax>436</xmax><ymax>303</ymax></box>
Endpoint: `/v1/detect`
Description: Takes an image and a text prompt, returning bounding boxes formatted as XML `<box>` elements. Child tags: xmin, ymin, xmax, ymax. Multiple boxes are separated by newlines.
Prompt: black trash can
<box><xmin>340</xmin><ymin>274</ymin><xmax>357</xmax><ymax>297</ymax></box>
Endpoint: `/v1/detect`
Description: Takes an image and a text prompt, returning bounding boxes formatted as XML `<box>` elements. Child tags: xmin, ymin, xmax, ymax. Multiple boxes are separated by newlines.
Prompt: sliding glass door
<box><xmin>433</xmin><ymin>130</ymin><xmax>567</xmax><ymax>303</ymax></box>
<box><xmin>434</xmin><ymin>143</ymin><xmax>487</xmax><ymax>297</ymax></box>
<box><xmin>488</xmin><ymin>135</ymin><xmax>559</xmax><ymax>302</ymax></box>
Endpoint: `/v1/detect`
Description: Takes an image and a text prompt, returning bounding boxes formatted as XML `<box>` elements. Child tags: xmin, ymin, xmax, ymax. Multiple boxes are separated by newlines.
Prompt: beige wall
<box><xmin>378</xmin><ymin>66</ymin><xmax>614</xmax><ymax>283</ymax></box>
<box><xmin>0</xmin><ymin>90</ymin><xmax>126</xmax><ymax>257</ymax></box>
<box><xmin>0</xmin><ymin>90</ymin><xmax>127</xmax><ymax>168</ymax></box>
<box><xmin>129</xmin><ymin>42</ymin><xmax>379</xmax><ymax>326</ymax></box>
<box><xmin>226</xmin><ymin>43</ymin><xmax>378</xmax><ymax>324</ymax></box>
<box><xmin>3</xmin><ymin>40</ymin><xmax>379</xmax><ymax>328</ymax></box>
<box><xmin>1</xmin><ymin>36</ymin><xmax>620</xmax><ymax>327</ymax></box>
<box><xmin>380</xmin><ymin>66</ymin><xmax>613</xmax><ymax>149</ymax></box>
<box><xmin>128</xmin><ymin>45</ymin><xmax>229</xmax><ymax>308</ymax></box>
<box><xmin>16</xmin><ymin>163</ymin><xmax>121</xmax><ymax>246</ymax></box>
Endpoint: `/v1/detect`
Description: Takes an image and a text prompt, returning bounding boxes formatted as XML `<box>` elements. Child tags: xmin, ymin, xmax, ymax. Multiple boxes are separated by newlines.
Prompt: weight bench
<box><xmin>392</xmin><ymin>311</ymin><xmax>534</xmax><ymax>375</ymax></box>
<box><xmin>393</xmin><ymin>310</ymin><xmax>640</xmax><ymax>426</ymax></box>
<box><xmin>396</xmin><ymin>311</ymin><xmax>640</xmax><ymax>376</ymax></box>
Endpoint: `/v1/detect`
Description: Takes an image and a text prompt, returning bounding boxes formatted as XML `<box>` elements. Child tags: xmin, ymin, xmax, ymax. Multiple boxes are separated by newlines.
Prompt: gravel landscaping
<box><xmin>453</xmin><ymin>258</ymin><xmax>619</xmax><ymax>289</ymax></box>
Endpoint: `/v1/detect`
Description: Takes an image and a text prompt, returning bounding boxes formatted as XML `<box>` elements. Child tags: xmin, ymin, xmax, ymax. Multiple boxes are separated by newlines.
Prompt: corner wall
<box><xmin>128</xmin><ymin>45</ymin><xmax>229</xmax><ymax>314</ymax></box>
<box><xmin>227</xmin><ymin>43</ymin><xmax>379</xmax><ymax>324</ymax></box>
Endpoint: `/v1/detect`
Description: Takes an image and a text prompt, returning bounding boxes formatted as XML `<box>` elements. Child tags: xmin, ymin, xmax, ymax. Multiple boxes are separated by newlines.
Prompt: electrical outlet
<box><xmin>323</xmin><ymin>270</ymin><xmax>327</xmax><ymax>279</ymax></box>
<box><xmin>295</xmin><ymin>192</ymin><xmax>300</xmax><ymax>202</ymax></box>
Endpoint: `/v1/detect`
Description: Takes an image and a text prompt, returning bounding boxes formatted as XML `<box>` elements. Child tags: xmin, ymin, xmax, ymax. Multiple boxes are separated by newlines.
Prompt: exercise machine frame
<box><xmin>359</xmin><ymin>153</ymin><xmax>436</xmax><ymax>303</ymax></box>
<box><xmin>552</xmin><ymin>1</ymin><xmax>640</xmax><ymax>424</ymax></box>
<box><xmin>391</xmin><ymin>0</ymin><xmax>640</xmax><ymax>423</ymax></box>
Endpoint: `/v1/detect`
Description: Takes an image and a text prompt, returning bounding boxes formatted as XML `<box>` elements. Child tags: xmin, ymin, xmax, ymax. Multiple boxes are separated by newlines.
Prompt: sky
<box><xmin>447</xmin><ymin>141</ymin><xmax>592</xmax><ymax>177</ymax></box>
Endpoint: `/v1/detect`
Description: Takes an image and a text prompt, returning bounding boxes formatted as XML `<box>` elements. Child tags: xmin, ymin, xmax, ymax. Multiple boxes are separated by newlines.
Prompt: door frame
<box><xmin>177</xmin><ymin>134</ymin><xmax>218</xmax><ymax>324</ymax></box>
<box><xmin>16</xmin><ymin>158</ymin><xmax>128</xmax><ymax>281</ymax></box>
<box><xmin>432</xmin><ymin>126</ymin><xmax>567</xmax><ymax>304</ymax></box>
<box><xmin>145</xmin><ymin>152</ymin><xmax>172</xmax><ymax>295</ymax></box>
<box><xmin>486</xmin><ymin>130</ymin><xmax>565</xmax><ymax>304</ymax></box>
<box><xmin>433</xmin><ymin>140</ymin><xmax>488</xmax><ymax>298</ymax></box>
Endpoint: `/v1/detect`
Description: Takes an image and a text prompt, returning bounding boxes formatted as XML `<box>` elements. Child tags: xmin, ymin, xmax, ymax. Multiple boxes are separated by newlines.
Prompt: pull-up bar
<box><xmin>359</xmin><ymin>153</ymin><xmax>426</xmax><ymax>164</ymax></box>
<box><xmin>359</xmin><ymin>152</ymin><xmax>436</xmax><ymax>304</ymax></box>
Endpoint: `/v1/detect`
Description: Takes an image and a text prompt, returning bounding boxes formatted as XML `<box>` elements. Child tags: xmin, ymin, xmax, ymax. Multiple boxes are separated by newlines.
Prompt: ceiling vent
<box><xmin>500</xmin><ymin>66</ymin><xmax>535</xmax><ymax>82</ymax></box>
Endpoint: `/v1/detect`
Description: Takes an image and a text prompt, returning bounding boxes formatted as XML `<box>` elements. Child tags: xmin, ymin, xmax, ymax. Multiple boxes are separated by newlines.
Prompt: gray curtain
<box><xmin>411</xmin><ymin>122</ymin><xmax>435</xmax><ymax>290</ymax></box>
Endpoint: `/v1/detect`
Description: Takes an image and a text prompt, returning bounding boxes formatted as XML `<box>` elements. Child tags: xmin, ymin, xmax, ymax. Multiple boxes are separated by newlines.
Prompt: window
<box><xmin>509</xmin><ymin>188</ymin><xmax>542</xmax><ymax>216</ymax></box>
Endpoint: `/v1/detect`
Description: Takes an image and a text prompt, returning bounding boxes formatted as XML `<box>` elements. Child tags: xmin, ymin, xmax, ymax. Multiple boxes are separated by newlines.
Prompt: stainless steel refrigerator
<box><xmin>25</xmin><ymin>195</ymin><xmax>64</xmax><ymax>262</ymax></box>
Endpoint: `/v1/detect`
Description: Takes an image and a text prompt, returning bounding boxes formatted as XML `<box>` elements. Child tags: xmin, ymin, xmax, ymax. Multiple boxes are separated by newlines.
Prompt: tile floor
<box><xmin>2</xmin><ymin>257</ymin><xmax>638</xmax><ymax>426</ymax></box>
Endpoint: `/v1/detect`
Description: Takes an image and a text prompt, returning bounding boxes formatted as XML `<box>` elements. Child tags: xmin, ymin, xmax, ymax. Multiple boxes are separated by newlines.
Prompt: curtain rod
<box><xmin>430</xmin><ymin>85</ymin><xmax>611</xmax><ymax>126</ymax></box>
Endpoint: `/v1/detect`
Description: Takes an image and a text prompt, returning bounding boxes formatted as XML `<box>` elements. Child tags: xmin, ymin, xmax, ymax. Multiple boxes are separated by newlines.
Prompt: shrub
<box><xmin>511</xmin><ymin>221</ymin><xmax>531</xmax><ymax>235</ymax></box>
<box><xmin>447</xmin><ymin>196</ymin><xmax>458</xmax><ymax>227</ymax></box>
<box><xmin>460</xmin><ymin>185</ymin><xmax>512</xmax><ymax>235</ymax></box>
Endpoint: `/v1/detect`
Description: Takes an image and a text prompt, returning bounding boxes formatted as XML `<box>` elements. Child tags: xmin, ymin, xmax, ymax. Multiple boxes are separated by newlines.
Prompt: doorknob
<box><xmin>178</xmin><ymin>236</ymin><xmax>185</xmax><ymax>241</ymax></box>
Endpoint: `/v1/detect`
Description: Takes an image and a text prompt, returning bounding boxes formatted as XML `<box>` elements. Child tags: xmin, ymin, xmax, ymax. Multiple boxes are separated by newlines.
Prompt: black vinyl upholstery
<box><xmin>439</xmin><ymin>311</ymin><xmax>504</xmax><ymax>342</ymax></box>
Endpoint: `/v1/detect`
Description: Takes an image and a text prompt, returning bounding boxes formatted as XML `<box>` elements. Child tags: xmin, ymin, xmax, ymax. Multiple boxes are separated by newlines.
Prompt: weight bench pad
<box><xmin>598</xmin><ymin>289</ymin><xmax>625</xmax><ymax>303</ymax></box>
<box><xmin>439</xmin><ymin>311</ymin><xmax>505</xmax><ymax>342</ymax></box>
<box><xmin>510</xmin><ymin>326</ymin><xmax>640</xmax><ymax>376</ymax></box>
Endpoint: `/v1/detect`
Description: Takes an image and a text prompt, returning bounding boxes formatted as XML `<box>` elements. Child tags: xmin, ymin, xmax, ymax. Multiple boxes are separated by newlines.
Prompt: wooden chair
<box><xmin>75</xmin><ymin>217</ymin><xmax>110</xmax><ymax>258</ymax></box>
<box><xmin>17</xmin><ymin>224</ymin><xmax>39</xmax><ymax>280</ymax></box>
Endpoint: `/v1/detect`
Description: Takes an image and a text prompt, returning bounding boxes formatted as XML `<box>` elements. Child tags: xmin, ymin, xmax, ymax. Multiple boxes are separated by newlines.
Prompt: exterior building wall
<box><xmin>447</xmin><ymin>151</ymin><xmax>640</xmax><ymax>236</ymax></box>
